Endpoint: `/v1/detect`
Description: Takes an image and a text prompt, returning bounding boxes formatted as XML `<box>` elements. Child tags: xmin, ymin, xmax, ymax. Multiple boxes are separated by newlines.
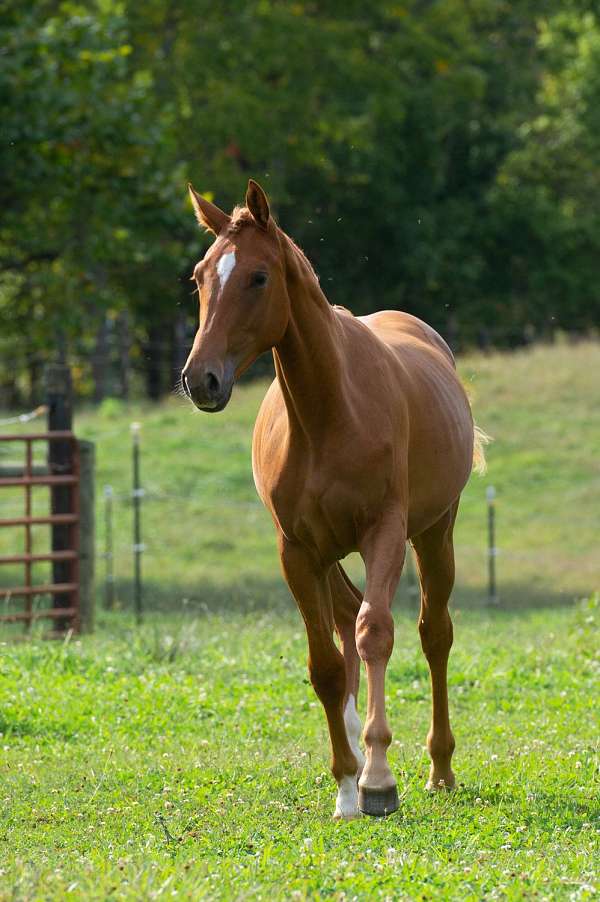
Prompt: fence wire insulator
<box><xmin>0</xmin><ymin>405</ymin><xmax>48</xmax><ymax>427</ymax></box>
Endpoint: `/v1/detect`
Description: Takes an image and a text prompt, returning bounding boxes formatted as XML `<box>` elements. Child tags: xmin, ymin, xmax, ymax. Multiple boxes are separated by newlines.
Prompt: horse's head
<box><xmin>182</xmin><ymin>180</ymin><xmax>288</xmax><ymax>412</ymax></box>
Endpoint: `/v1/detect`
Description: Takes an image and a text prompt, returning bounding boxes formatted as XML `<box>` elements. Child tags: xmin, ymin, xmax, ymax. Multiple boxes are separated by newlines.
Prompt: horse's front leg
<box><xmin>356</xmin><ymin>513</ymin><xmax>406</xmax><ymax>816</ymax></box>
<box><xmin>280</xmin><ymin>540</ymin><xmax>360</xmax><ymax>820</ymax></box>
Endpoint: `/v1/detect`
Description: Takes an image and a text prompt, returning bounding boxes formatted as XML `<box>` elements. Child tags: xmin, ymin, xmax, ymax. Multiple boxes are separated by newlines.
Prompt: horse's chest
<box><xmin>253</xmin><ymin>398</ymin><xmax>396</xmax><ymax>560</ymax></box>
<box><xmin>268</xmin><ymin>461</ymin><xmax>389</xmax><ymax>562</ymax></box>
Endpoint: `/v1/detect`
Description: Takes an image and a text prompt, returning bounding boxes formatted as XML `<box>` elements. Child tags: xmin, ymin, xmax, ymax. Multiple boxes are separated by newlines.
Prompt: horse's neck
<box><xmin>273</xmin><ymin>235</ymin><xmax>346</xmax><ymax>439</ymax></box>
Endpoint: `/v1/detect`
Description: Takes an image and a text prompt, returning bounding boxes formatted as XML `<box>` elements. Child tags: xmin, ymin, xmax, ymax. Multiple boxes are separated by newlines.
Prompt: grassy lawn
<box><xmin>0</xmin><ymin>341</ymin><xmax>599</xmax><ymax>898</ymax></box>
<box><xmin>0</xmin><ymin>600</ymin><xmax>598</xmax><ymax>900</ymax></box>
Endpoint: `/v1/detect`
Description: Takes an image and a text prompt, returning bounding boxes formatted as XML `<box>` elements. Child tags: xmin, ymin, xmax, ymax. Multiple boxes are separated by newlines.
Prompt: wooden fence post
<box><xmin>79</xmin><ymin>440</ymin><xmax>95</xmax><ymax>632</ymax></box>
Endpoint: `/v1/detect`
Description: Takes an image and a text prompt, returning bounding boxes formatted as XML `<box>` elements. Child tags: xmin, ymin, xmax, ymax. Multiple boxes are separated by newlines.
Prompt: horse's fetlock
<box><xmin>331</xmin><ymin>754</ymin><xmax>359</xmax><ymax>783</ymax></box>
<box><xmin>363</xmin><ymin>720</ymin><xmax>392</xmax><ymax>750</ymax></box>
<box><xmin>427</xmin><ymin>729</ymin><xmax>455</xmax><ymax>760</ymax></box>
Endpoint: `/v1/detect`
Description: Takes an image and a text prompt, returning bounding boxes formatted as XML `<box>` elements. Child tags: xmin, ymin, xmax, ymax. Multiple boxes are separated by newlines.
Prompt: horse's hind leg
<box><xmin>329</xmin><ymin>565</ymin><xmax>366</xmax><ymax>792</ymax></box>
<box><xmin>330</xmin><ymin>564</ymin><xmax>362</xmax><ymax>703</ymax></box>
<box><xmin>411</xmin><ymin>502</ymin><xmax>459</xmax><ymax>791</ymax></box>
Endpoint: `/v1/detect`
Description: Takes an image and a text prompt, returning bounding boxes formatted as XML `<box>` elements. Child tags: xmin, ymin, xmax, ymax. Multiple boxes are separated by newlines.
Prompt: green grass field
<box><xmin>1</xmin><ymin>601</ymin><xmax>598</xmax><ymax>900</ymax></box>
<box><xmin>0</xmin><ymin>341</ymin><xmax>599</xmax><ymax>899</ymax></box>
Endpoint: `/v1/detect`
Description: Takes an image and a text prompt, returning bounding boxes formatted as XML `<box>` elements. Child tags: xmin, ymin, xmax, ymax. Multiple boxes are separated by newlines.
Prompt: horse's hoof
<box><xmin>358</xmin><ymin>784</ymin><xmax>399</xmax><ymax>817</ymax></box>
<box><xmin>425</xmin><ymin>776</ymin><xmax>455</xmax><ymax>792</ymax></box>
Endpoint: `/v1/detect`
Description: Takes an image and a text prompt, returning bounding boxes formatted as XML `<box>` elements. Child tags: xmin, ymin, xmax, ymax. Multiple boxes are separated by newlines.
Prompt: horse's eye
<box><xmin>251</xmin><ymin>271</ymin><xmax>268</xmax><ymax>288</ymax></box>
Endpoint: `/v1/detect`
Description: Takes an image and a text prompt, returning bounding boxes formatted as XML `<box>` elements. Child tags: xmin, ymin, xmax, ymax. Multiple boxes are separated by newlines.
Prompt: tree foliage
<box><xmin>1</xmin><ymin>0</ymin><xmax>598</xmax><ymax>402</ymax></box>
<box><xmin>491</xmin><ymin>9</ymin><xmax>600</xmax><ymax>332</ymax></box>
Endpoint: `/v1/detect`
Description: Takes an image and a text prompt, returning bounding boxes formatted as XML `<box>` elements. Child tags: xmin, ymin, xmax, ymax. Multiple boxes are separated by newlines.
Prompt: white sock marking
<box><xmin>334</xmin><ymin>774</ymin><xmax>359</xmax><ymax>819</ymax></box>
<box><xmin>333</xmin><ymin>694</ymin><xmax>364</xmax><ymax>819</ymax></box>
<box><xmin>344</xmin><ymin>694</ymin><xmax>366</xmax><ymax>771</ymax></box>
<box><xmin>217</xmin><ymin>250</ymin><xmax>236</xmax><ymax>292</ymax></box>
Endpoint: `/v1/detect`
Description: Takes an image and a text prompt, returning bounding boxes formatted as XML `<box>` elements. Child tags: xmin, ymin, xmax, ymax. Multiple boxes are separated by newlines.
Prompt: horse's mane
<box><xmin>283</xmin><ymin>234</ymin><xmax>320</xmax><ymax>283</ymax></box>
<box><xmin>225</xmin><ymin>206</ymin><xmax>256</xmax><ymax>234</ymax></box>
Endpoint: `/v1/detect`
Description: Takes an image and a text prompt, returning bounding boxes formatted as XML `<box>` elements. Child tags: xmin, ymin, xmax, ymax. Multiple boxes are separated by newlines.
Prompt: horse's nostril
<box><xmin>206</xmin><ymin>371</ymin><xmax>220</xmax><ymax>395</ymax></box>
<box><xmin>182</xmin><ymin>372</ymin><xmax>190</xmax><ymax>397</ymax></box>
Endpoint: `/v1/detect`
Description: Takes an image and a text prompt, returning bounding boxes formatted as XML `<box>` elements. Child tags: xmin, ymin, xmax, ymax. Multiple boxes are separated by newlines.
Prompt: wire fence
<box><xmin>91</xmin><ymin>424</ymin><xmax>504</xmax><ymax>622</ymax></box>
<box><xmin>0</xmin><ymin>407</ymin><xmax>593</xmax><ymax>632</ymax></box>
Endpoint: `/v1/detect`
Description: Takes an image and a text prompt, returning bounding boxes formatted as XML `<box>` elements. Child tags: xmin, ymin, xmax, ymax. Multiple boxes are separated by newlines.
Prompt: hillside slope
<box><xmin>1</xmin><ymin>341</ymin><xmax>598</xmax><ymax>612</ymax></box>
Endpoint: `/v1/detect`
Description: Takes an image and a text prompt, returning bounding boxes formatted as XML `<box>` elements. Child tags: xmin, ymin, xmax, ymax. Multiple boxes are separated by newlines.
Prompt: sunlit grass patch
<box><xmin>1</xmin><ymin>597</ymin><xmax>598</xmax><ymax>899</ymax></box>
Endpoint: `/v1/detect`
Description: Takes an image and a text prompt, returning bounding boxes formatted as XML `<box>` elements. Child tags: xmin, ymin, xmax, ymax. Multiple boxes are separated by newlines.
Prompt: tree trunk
<box><xmin>145</xmin><ymin>323</ymin><xmax>163</xmax><ymax>400</ymax></box>
<box><xmin>92</xmin><ymin>316</ymin><xmax>109</xmax><ymax>404</ymax></box>
<box><xmin>1</xmin><ymin>372</ymin><xmax>21</xmax><ymax>409</ymax></box>
<box><xmin>117</xmin><ymin>310</ymin><xmax>131</xmax><ymax>400</ymax></box>
<box><xmin>28</xmin><ymin>357</ymin><xmax>42</xmax><ymax>407</ymax></box>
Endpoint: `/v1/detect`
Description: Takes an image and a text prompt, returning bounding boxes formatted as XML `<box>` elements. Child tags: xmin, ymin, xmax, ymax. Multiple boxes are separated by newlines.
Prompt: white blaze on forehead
<box><xmin>216</xmin><ymin>250</ymin><xmax>236</xmax><ymax>292</ymax></box>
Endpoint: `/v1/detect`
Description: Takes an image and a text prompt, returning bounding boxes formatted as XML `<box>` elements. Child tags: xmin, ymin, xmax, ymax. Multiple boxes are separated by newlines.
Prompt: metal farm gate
<box><xmin>0</xmin><ymin>431</ymin><xmax>81</xmax><ymax>634</ymax></box>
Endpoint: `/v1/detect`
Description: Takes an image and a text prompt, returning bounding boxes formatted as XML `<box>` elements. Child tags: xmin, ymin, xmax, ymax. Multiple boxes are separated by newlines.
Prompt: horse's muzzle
<box><xmin>181</xmin><ymin>359</ymin><xmax>235</xmax><ymax>413</ymax></box>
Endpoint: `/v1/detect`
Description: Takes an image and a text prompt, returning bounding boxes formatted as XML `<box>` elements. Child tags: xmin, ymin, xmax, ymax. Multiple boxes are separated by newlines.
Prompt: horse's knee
<box><xmin>355</xmin><ymin>602</ymin><xmax>394</xmax><ymax>664</ymax></box>
<box><xmin>309</xmin><ymin>650</ymin><xmax>346</xmax><ymax>707</ymax></box>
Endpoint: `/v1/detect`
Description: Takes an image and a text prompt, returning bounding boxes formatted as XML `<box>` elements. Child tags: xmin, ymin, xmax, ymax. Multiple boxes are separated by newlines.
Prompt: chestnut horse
<box><xmin>182</xmin><ymin>179</ymin><xmax>486</xmax><ymax>819</ymax></box>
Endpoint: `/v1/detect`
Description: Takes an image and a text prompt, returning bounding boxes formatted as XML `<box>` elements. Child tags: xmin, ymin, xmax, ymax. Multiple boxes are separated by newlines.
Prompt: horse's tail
<box><xmin>472</xmin><ymin>423</ymin><xmax>491</xmax><ymax>475</ymax></box>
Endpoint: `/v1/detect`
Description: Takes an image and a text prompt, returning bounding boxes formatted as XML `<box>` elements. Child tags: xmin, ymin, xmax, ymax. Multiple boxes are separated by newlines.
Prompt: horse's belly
<box><xmin>404</xmin><ymin>389</ymin><xmax>474</xmax><ymax>537</ymax></box>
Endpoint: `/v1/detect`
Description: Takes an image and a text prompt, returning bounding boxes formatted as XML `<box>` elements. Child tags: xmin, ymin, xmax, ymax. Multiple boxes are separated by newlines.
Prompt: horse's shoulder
<box><xmin>254</xmin><ymin>378</ymin><xmax>285</xmax><ymax>439</ymax></box>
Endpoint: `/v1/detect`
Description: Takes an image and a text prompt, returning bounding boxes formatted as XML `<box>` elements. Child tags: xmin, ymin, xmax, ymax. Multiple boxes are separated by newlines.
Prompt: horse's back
<box><xmin>358</xmin><ymin>309</ymin><xmax>468</xmax><ymax>426</ymax></box>
<box><xmin>358</xmin><ymin>310</ymin><xmax>455</xmax><ymax>368</ymax></box>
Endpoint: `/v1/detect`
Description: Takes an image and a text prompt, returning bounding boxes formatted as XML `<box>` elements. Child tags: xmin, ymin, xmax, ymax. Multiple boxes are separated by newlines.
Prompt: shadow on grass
<box><xmin>105</xmin><ymin>574</ymin><xmax>584</xmax><ymax>618</ymax></box>
<box><xmin>0</xmin><ymin>713</ymin><xmax>75</xmax><ymax>742</ymax></box>
<box><xmin>447</xmin><ymin>785</ymin><xmax>599</xmax><ymax>832</ymax></box>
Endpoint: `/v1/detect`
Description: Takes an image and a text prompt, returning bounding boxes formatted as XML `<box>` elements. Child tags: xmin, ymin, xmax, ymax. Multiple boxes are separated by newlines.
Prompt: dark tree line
<box><xmin>1</xmin><ymin>0</ymin><xmax>599</xmax><ymax>405</ymax></box>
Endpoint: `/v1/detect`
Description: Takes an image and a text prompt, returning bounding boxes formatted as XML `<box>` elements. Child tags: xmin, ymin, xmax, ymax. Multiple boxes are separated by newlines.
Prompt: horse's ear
<box><xmin>188</xmin><ymin>184</ymin><xmax>230</xmax><ymax>235</ymax></box>
<box><xmin>246</xmin><ymin>179</ymin><xmax>270</xmax><ymax>229</ymax></box>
